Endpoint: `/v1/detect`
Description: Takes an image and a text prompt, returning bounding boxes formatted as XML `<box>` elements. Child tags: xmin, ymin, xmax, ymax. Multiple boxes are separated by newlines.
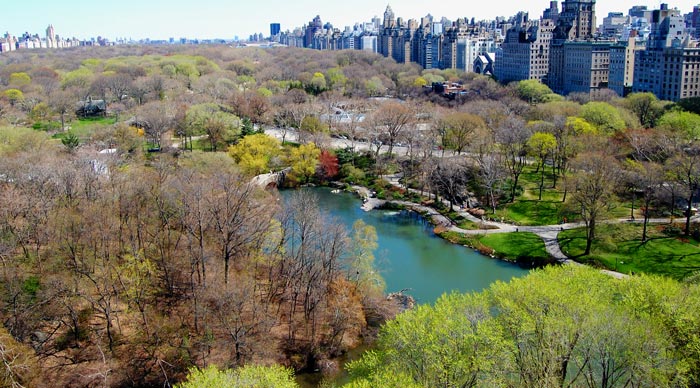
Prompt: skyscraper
<box><xmin>270</xmin><ymin>23</ymin><xmax>281</xmax><ymax>37</ymax></box>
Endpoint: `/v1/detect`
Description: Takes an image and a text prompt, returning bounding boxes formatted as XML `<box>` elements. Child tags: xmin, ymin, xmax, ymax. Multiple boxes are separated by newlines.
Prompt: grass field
<box><xmin>559</xmin><ymin>223</ymin><xmax>700</xmax><ymax>279</ymax></box>
<box><xmin>492</xmin><ymin>166</ymin><xmax>642</xmax><ymax>226</ymax></box>
<box><xmin>440</xmin><ymin>231</ymin><xmax>552</xmax><ymax>266</ymax></box>
<box><xmin>50</xmin><ymin>116</ymin><xmax>116</xmax><ymax>142</ymax></box>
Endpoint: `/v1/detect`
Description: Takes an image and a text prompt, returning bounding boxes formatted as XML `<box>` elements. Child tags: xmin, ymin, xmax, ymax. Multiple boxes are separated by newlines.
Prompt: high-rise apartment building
<box><xmin>555</xmin><ymin>0</ymin><xmax>596</xmax><ymax>40</ymax></box>
<box><xmin>608</xmin><ymin>36</ymin><xmax>640</xmax><ymax>96</ymax></box>
<box><xmin>548</xmin><ymin>41</ymin><xmax>611</xmax><ymax>96</ymax></box>
<box><xmin>632</xmin><ymin>5</ymin><xmax>700</xmax><ymax>101</ymax></box>
<box><xmin>270</xmin><ymin>23</ymin><xmax>281</xmax><ymax>37</ymax></box>
<box><xmin>495</xmin><ymin>14</ymin><xmax>555</xmax><ymax>83</ymax></box>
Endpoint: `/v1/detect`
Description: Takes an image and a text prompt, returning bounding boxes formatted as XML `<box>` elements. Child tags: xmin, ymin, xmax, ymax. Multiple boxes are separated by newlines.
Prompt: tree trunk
<box><xmin>539</xmin><ymin>162</ymin><xmax>545</xmax><ymax>201</ymax></box>
<box><xmin>510</xmin><ymin>174</ymin><xmax>520</xmax><ymax>203</ymax></box>
<box><xmin>631</xmin><ymin>192</ymin><xmax>635</xmax><ymax>220</ymax></box>
<box><xmin>585</xmin><ymin>218</ymin><xmax>595</xmax><ymax>255</ymax></box>
<box><xmin>685</xmin><ymin>194</ymin><xmax>693</xmax><ymax>237</ymax></box>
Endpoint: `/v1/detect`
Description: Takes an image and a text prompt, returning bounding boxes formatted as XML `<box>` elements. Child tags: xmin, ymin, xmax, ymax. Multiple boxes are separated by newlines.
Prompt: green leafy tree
<box><xmin>61</xmin><ymin>132</ymin><xmax>80</xmax><ymax>152</ymax></box>
<box><xmin>184</xmin><ymin>103</ymin><xmax>241</xmax><ymax>151</ymax></box>
<box><xmin>625</xmin><ymin>92</ymin><xmax>666</xmax><ymax>128</ymax></box>
<box><xmin>3</xmin><ymin>89</ymin><xmax>24</xmax><ymax>106</ymax></box>
<box><xmin>286</xmin><ymin>143</ymin><xmax>320</xmax><ymax>183</ymax></box>
<box><xmin>657</xmin><ymin>110</ymin><xmax>700</xmax><ymax>140</ymax></box>
<box><xmin>580</xmin><ymin>101</ymin><xmax>627</xmax><ymax>135</ymax></box>
<box><xmin>326</xmin><ymin>67</ymin><xmax>347</xmax><ymax>91</ymax></box>
<box><xmin>176</xmin><ymin>365</ymin><xmax>298</xmax><ymax>388</ymax></box>
<box><xmin>527</xmin><ymin>131</ymin><xmax>557</xmax><ymax>200</ymax></box>
<box><xmin>345</xmin><ymin>266</ymin><xmax>684</xmax><ymax>388</ymax></box>
<box><xmin>307</xmin><ymin>72</ymin><xmax>327</xmax><ymax>94</ymax></box>
<box><xmin>9</xmin><ymin>72</ymin><xmax>31</xmax><ymax>88</ymax></box>
<box><xmin>228</xmin><ymin>133</ymin><xmax>281</xmax><ymax>176</ymax></box>
<box><xmin>517</xmin><ymin>79</ymin><xmax>555</xmax><ymax>104</ymax></box>
<box><xmin>348</xmin><ymin>220</ymin><xmax>383</xmax><ymax>298</ymax></box>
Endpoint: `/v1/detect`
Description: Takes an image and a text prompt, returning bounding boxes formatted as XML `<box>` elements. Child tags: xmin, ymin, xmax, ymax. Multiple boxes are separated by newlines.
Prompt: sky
<box><xmin>3</xmin><ymin>0</ymin><xmax>699</xmax><ymax>41</ymax></box>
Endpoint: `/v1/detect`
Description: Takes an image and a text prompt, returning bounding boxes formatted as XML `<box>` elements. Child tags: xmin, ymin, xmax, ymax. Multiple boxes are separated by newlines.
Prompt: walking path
<box><xmin>366</xmin><ymin>173</ymin><xmax>700</xmax><ymax>278</ymax></box>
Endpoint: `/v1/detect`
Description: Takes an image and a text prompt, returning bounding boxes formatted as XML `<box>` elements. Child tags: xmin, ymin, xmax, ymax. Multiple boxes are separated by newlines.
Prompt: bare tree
<box><xmin>369</xmin><ymin>102</ymin><xmax>415</xmax><ymax>157</ymax></box>
<box><xmin>206</xmin><ymin>171</ymin><xmax>276</xmax><ymax>285</ymax></box>
<box><xmin>430</xmin><ymin>159</ymin><xmax>470</xmax><ymax>211</ymax></box>
<box><xmin>569</xmin><ymin>153</ymin><xmax>620</xmax><ymax>255</ymax></box>
<box><xmin>136</xmin><ymin>101</ymin><xmax>175</xmax><ymax>149</ymax></box>
<box><xmin>495</xmin><ymin>116</ymin><xmax>530</xmax><ymax>202</ymax></box>
<box><xmin>666</xmin><ymin>145</ymin><xmax>700</xmax><ymax>236</ymax></box>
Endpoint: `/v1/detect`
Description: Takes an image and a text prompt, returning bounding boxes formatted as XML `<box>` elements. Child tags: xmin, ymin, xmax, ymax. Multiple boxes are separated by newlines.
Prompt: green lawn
<box><xmin>496</xmin><ymin>199</ymin><xmax>571</xmax><ymax>226</ymax></box>
<box><xmin>559</xmin><ymin>223</ymin><xmax>700</xmax><ymax>280</ymax></box>
<box><xmin>54</xmin><ymin>116</ymin><xmax>116</xmax><ymax>140</ymax></box>
<box><xmin>440</xmin><ymin>231</ymin><xmax>552</xmax><ymax>266</ymax></box>
<box><xmin>493</xmin><ymin>165</ymin><xmax>636</xmax><ymax>226</ymax></box>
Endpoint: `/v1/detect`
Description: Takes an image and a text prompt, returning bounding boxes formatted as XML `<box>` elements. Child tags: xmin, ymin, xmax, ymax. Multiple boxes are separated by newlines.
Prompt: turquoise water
<box><xmin>281</xmin><ymin>188</ymin><xmax>528</xmax><ymax>304</ymax></box>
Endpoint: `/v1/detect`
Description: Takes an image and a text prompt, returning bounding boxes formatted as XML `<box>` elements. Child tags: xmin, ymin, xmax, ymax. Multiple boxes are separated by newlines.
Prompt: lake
<box><xmin>281</xmin><ymin>187</ymin><xmax>528</xmax><ymax>304</ymax></box>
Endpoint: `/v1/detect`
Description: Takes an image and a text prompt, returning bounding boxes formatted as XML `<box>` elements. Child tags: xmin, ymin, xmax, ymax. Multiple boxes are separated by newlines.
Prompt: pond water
<box><xmin>282</xmin><ymin>187</ymin><xmax>529</xmax><ymax>387</ymax></box>
<box><xmin>281</xmin><ymin>187</ymin><xmax>528</xmax><ymax>304</ymax></box>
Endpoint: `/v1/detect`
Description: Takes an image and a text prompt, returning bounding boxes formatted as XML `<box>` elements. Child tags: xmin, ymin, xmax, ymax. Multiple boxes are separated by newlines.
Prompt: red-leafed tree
<box><xmin>318</xmin><ymin>150</ymin><xmax>339</xmax><ymax>180</ymax></box>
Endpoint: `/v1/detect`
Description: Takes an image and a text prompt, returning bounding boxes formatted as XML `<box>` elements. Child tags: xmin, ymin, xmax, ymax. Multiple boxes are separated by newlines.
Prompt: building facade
<box><xmin>495</xmin><ymin>16</ymin><xmax>555</xmax><ymax>83</ymax></box>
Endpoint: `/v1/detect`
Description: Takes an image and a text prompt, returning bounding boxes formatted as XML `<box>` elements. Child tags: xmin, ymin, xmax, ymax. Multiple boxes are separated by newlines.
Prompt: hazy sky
<box><xmin>3</xmin><ymin>0</ymin><xmax>697</xmax><ymax>41</ymax></box>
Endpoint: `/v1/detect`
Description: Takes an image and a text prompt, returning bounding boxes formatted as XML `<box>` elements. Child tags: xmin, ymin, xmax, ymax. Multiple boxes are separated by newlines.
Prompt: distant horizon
<box><xmin>3</xmin><ymin>0</ymin><xmax>696</xmax><ymax>41</ymax></box>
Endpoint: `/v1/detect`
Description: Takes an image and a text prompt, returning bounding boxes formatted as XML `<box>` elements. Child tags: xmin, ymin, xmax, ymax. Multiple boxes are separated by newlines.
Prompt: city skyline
<box><xmin>3</xmin><ymin>0</ymin><xmax>697</xmax><ymax>41</ymax></box>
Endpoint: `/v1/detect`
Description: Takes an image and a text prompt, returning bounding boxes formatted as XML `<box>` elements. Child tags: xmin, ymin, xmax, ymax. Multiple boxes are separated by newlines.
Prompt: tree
<box><xmin>580</xmin><ymin>101</ymin><xmax>626</xmax><ymax>135</ymax></box>
<box><xmin>48</xmin><ymin>89</ymin><xmax>76</xmax><ymax>132</ymax></box>
<box><xmin>0</xmin><ymin>324</ymin><xmax>39</xmax><ymax>388</ymax></box>
<box><xmin>568</xmin><ymin>152</ymin><xmax>620</xmax><ymax>255</ymax></box>
<box><xmin>495</xmin><ymin>116</ymin><xmax>530</xmax><ymax>202</ymax></box>
<box><xmin>176</xmin><ymin>365</ymin><xmax>298</xmax><ymax>388</ymax></box>
<box><xmin>228</xmin><ymin>134</ymin><xmax>281</xmax><ymax>176</ymax></box>
<box><xmin>317</xmin><ymin>150</ymin><xmax>339</xmax><ymax>181</ymax></box>
<box><xmin>3</xmin><ymin>90</ymin><xmax>24</xmax><ymax>106</ymax></box>
<box><xmin>625</xmin><ymin>92</ymin><xmax>665</xmax><ymax>128</ymax></box>
<box><xmin>206</xmin><ymin>171</ymin><xmax>276</xmax><ymax>285</ymax></box>
<box><xmin>347</xmin><ymin>220</ymin><xmax>383</xmax><ymax>299</ymax></box>
<box><xmin>622</xmin><ymin>159</ymin><xmax>664</xmax><ymax>242</ymax></box>
<box><xmin>61</xmin><ymin>132</ymin><xmax>80</xmax><ymax>152</ymax></box>
<box><xmin>286</xmin><ymin>143</ymin><xmax>321</xmax><ymax>184</ymax></box>
<box><xmin>345</xmin><ymin>266</ymin><xmax>682</xmax><ymax>388</ymax></box>
<box><xmin>440</xmin><ymin>112</ymin><xmax>483</xmax><ymax>155</ymax></box>
<box><xmin>370</xmin><ymin>102</ymin><xmax>414</xmax><ymax>157</ymax></box>
<box><xmin>8</xmin><ymin>73</ymin><xmax>31</xmax><ymax>88</ymax></box>
<box><xmin>657</xmin><ymin>110</ymin><xmax>700</xmax><ymax>140</ymax></box>
<box><xmin>136</xmin><ymin>101</ymin><xmax>175</xmax><ymax>149</ymax></box>
<box><xmin>527</xmin><ymin>131</ymin><xmax>557</xmax><ymax>200</ymax></box>
<box><xmin>516</xmin><ymin>79</ymin><xmax>555</xmax><ymax>104</ymax></box>
<box><xmin>666</xmin><ymin>146</ymin><xmax>700</xmax><ymax>236</ymax></box>
<box><xmin>430</xmin><ymin>159</ymin><xmax>469</xmax><ymax>211</ymax></box>
<box><xmin>185</xmin><ymin>103</ymin><xmax>241</xmax><ymax>151</ymax></box>
<box><xmin>298</xmin><ymin>115</ymin><xmax>329</xmax><ymax>146</ymax></box>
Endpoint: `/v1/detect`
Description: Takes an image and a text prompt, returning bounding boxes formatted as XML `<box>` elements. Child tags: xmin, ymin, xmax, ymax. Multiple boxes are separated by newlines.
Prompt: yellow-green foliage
<box><xmin>346</xmin><ymin>265</ymin><xmax>697</xmax><ymax>387</ymax></box>
<box><xmin>8</xmin><ymin>72</ymin><xmax>31</xmax><ymax>87</ymax></box>
<box><xmin>61</xmin><ymin>67</ymin><xmax>94</xmax><ymax>88</ymax></box>
<box><xmin>176</xmin><ymin>365</ymin><xmax>298</xmax><ymax>388</ymax></box>
<box><xmin>228</xmin><ymin>134</ymin><xmax>281</xmax><ymax>176</ymax></box>
<box><xmin>0</xmin><ymin>126</ymin><xmax>55</xmax><ymax>156</ymax></box>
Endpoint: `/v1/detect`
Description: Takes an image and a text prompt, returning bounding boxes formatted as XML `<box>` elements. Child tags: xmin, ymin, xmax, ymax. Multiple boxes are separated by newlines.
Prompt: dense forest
<box><xmin>1</xmin><ymin>44</ymin><xmax>700</xmax><ymax>387</ymax></box>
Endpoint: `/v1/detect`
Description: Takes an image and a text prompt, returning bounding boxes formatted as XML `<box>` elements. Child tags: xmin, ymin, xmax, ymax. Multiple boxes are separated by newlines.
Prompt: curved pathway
<box><xmin>373</xmin><ymin>173</ymin><xmax>700</xmax><ymax>278</ymax></box>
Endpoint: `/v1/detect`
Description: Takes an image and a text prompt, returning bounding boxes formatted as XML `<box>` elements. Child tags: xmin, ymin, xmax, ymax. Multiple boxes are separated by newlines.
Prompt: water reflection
<box><xmin>280</xmin><ymin>188</ymin><xmax>528</xmax><ymax>304</ymax></box>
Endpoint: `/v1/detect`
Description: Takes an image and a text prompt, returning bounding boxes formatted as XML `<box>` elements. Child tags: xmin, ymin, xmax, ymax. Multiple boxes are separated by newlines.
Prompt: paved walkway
<box><xmin>373</xmin><ymin>173</ymin><xmax>700</xmax><ymax>278</ymax></box>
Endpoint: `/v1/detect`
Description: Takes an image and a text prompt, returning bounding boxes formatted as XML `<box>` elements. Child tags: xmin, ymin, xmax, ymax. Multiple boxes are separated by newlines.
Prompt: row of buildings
<box><xmin>274</xmin><ymin>9</ymin><xmax>504</xmax><ymax>74</ymax></box>
<box><xmin>0</xmin><ymin>25</ymin><xmax>113</xmax><ymax>52</ymax></box>
<box><xmin>271</xmin><ymin>2</ymin><xmax>700</xmax><ymax>102</ymax></box>
<box><xmin>495</xmin><ymin>1</ymin><xmax>700</xmax><ymax>101</ymax></box>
